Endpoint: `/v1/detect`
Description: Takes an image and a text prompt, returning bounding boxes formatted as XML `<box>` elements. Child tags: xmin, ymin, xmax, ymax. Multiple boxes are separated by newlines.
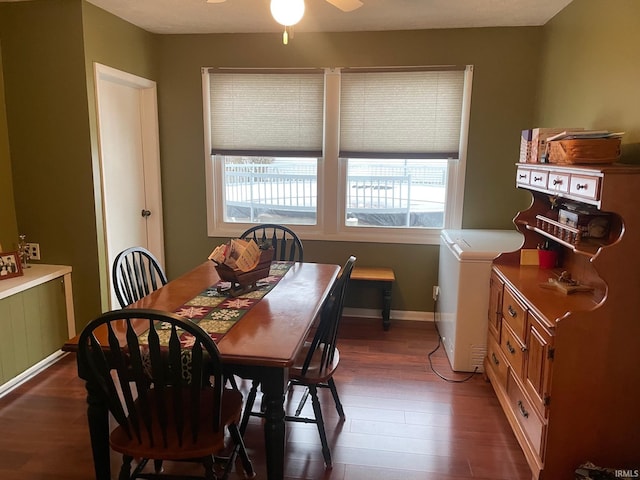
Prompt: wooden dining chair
<box><xmin>240</xmin><ymin>255</ymin><xmax>356</xmax><ymax>468</ymax></box>
<box><xmin>112</xmin><ymin>246</ymin><xmax>168</xmax><ymax>308</ymax></box>
<box><xmin>239</xmin><ymin>224</ymin><xmax>304</xmax><ymax>262</ymax></box>
<box><xmin>77</xmin><ymin>308</ymin><xmax>255</xmax><ymax>480</ymax></box>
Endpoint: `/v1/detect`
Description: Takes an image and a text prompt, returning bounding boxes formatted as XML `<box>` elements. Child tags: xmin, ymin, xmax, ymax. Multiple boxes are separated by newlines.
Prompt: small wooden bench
<box><xmin>350</xmin><ymin>266</ymin><xmax>395</xmax><ymax>331</ymax></box>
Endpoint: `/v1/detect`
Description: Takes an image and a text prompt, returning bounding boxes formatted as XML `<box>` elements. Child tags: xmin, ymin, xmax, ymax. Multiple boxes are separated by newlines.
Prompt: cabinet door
<box><xmin>38</xmin><ymin>278</ymin><xmax>69</xmax><ymax>357</ymax></box>
<box><xmin>22</xmin><ymin>278</ymin><xmax>68</xmax><ymax>365</ymax></box>
<box><xmin>0</xmin><ymin>295</ymin><xmax>28</xmax><ymax>383</ymax></box>
<box><xmin>487</xmin><ymin>271</ymin><xmax>503</xmax><ymax>342</ymax></box>
<box><xmin>524</xmin><ymin>313</ymin><xmax>554</xmax><ymax>418</ymax></box>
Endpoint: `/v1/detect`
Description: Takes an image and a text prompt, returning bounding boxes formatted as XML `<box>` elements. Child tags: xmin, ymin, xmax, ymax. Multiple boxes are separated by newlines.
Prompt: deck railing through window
<box><xmin>223</xmin><ymin>159</ymin><xmax>447</xmax><ymax>227</ymax></box>
<box><xmin>224</xmin><ymin>161</ymin><xmax>317</xmax><ymax>223</ymax></box>
<box><xmin>346</xmin><ymin>175</ymin><xmax>411</xmax><ymax>226</ymax></box>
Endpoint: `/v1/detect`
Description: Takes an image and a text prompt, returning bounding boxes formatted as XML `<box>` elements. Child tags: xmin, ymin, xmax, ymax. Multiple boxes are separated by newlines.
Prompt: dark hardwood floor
<box><xmin>0</xmin><ymin>317</ymin><xmax>531</xmax><ymax>479</ymax></box>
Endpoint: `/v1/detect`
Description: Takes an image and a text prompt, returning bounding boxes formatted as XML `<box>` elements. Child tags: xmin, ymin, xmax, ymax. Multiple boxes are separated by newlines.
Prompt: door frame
<box><xmin>94</xmin><ymin>63</ymin><xmax>165</xmax><ymax>309</ymax></box>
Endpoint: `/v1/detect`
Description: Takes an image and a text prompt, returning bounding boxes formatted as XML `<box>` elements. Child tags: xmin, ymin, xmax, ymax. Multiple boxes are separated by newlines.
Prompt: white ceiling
<box><xmin>64</xmin><ymin>0</ymin><xmax>574</xmax><ymax>35</ymax></box>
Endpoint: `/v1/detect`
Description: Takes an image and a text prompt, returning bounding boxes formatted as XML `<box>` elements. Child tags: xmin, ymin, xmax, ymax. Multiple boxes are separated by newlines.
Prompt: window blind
<box><xmin>209</xmin><ymin>70</ymin><xmax>324</xmax><ymax>157</ymax></box>
<box><xmin>339</xmin><ymin>68</ymin><xmax>466</xmax><ymax>159</ymax></box>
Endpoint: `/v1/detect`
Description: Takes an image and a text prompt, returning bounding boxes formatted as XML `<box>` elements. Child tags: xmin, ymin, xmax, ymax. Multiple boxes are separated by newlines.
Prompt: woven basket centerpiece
<box><xmin>208</xmin><ymin>239</ymin><xmax>274</xmax><ymax>296</ymax></box>
<box><xmin>214</xmin><ymin>247</ymin><xmax>274</xmax><ymax>287</ymax></box>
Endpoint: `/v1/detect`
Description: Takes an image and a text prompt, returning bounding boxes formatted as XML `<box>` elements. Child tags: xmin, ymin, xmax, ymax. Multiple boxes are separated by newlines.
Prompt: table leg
<box><xmin>382</xmin><ymin>281</ymin><xmax>392</xmax><ymax>331</ymax></box>
<box><xmin>260</xmin><ymin>367</ymin><xmax>288</xmax><ymax>480</ymax></box>
<box><xmin>84</xmin><ymin>379</ymin><xmax>111</xmax><ymax>480</ymax></box>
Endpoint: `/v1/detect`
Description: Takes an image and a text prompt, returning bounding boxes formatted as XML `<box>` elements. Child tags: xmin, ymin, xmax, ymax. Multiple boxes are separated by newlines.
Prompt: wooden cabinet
<box><xmin>487</xmin><ymin>271</ymin><xmax>503</xmax><ymax>341</ymax></box>
<box><xmin>485</xmin><ymin>164</ymin><xmax>640</xmax><ymax>480</ymax></box>
<box><xmin>0</xmin><ymin>265</ymin><xmax>74</xmax><ymax>394</ymax></box>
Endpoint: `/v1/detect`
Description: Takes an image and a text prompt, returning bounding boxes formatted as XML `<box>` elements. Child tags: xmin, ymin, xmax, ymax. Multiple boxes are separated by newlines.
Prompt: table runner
<box><xmin>138</xmin><ymin>261</ymin><xmax>292</xmax><ymax>347</ymax></box>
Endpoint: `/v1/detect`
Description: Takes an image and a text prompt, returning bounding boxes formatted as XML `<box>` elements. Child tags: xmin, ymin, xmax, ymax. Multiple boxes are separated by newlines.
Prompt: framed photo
<box><xmin>0</xmin><ymin>251</ymin><xmax>23</xmax><ymax>280</ymax></box>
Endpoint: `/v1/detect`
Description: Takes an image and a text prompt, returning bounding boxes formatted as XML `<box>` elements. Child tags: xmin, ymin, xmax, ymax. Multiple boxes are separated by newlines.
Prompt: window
<box><xmin>340</xmin><ymin>68</ymin><xmax>466</xmax><ymax>230</ymax></box>
<box><xmin>204</xmin><ymin>66</ymin><xmax>473</xmax><ymax>244</ymax></box>
<box><xmin>345</xmin><ymin>159</ymin><xmax>448</xmax><ymax>228</ymax></box>
<box><xmin>207</xmin><ymin>69</ymin><xmax>323</xmax><ymax>226</ymax></box>
<box><xmin>222</xmin><ymin>157</ymin><xmax>317</xmax><ymax>224</ymax></box>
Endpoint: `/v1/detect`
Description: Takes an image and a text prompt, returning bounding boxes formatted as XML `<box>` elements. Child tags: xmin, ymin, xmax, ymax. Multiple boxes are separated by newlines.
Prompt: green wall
<box><xmin>0</xmin><ymin>0</ymin><xmax>100</xmax><ymax>332</ymax></box>
<box><xmin>156</xmin><ymin>28</ymin><xmax>540</xmax><ymax>313</ymax></box>
<box><xmin>536</xmin><ymin>0</ymin><xmax>640</xmax><ymax>163</ymax></box>
<box><xmin>0</xmin><ymin>0</ymin><xmax>158</xmax><ymax>331</ymax></box>
<box><xmin>0</xmin><ymin>44</ymin><xmax>18</xmax><ymax>252</ymax></box>
<box><xmin>81</xmin><ymin>0</ymin><xmax>159</xmax><ymax>310</ymax></box>
<box><xmin>6</xmin><ymin>0</ymin><xmax>638</xmax><ymax>328</ymax></box>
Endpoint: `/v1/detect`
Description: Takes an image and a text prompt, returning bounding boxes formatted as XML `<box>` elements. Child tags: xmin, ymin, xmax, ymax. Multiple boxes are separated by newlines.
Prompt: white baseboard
<box><xmin>343</xmin><ymin>307</ymin><xmax>435</xmax><ymax>322</ymax></box>
<box><xmin>0</xmin><ymin>350</ymin><xmax>68</xmax><ymax>398</ymax></box>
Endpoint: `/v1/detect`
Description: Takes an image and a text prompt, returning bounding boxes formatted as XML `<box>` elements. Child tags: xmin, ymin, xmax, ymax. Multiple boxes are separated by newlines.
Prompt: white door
<box><xmin>94</xmin><ymin>63</ymin><xmax>164</xmax><ymax>309</ymax></box>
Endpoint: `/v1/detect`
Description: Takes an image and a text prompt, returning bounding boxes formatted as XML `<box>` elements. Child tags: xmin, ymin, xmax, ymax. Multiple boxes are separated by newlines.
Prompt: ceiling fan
<box><xmin>206</xmin><ymin>0</ymin><xmax>363</xmax><ymax>43</ymax></box>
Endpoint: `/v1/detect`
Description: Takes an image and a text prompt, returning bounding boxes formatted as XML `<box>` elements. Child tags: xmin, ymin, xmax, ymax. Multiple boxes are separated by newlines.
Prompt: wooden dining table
<box><xmin>62</xmin><ymin>260</ymin><xmax>340</xmax><ymax>480</ymax></box>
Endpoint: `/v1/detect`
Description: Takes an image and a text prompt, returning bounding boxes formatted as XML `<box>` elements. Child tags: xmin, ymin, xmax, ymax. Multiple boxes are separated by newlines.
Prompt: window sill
<box><xmin>209</xmin><ymin>224</ymin><xmax>442</xmax><ymax>245</ymax></box>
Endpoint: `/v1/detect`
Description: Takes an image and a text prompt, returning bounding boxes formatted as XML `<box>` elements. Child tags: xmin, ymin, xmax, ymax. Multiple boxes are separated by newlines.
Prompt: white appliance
<box><xmin>437</xmin><ymin>229</ymin><xmax>523</xmax><ymax>372</ymax></box>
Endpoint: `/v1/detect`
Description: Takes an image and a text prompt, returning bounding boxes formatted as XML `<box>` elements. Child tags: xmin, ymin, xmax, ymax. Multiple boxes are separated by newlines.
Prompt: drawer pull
<box><xmin>517</xmin><ymin>400</ymin><xmax>529</xmax><ymax>419</ymax></box>
<box><xmin>533</xmin><ymin>176</ymin><xmax>542</xmax><ymax>182</ymax></box>
<box><xmin>518</xmin><ymin>174</ymin><xmax>527</xmax><ymax>179</ymax></box>
<box><xmin>553</xmin><ymin>178</ymin><xmax>563</xmax><ymax>185</ymax></box>
<box><xmin>506</xmin><ymin>341</ymin><xmax>516</xmax><ymax>354</ymax></box>
<box><xmin>491</xmin><ymin>353</ymin><xmax>500</xmax><ymax>365</ymax></box>
<box><xmin>507</xmin><ymin>305</ymin><xmax>517</xmax><ymax>318</ymax></box>
<box><xmin>576</xmin><ymin>183</ymin><xmax>588</xmax><ymax>190</ymax></box>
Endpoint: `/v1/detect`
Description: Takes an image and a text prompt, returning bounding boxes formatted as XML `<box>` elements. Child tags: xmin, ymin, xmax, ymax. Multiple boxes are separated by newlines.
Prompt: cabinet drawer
<box><xmin>507</xmin><ymin>371</ymin><xmax>545</xmax><ymax>458</ymax></box>
<box><xmin>486</xmin><ymin>335</ymin><xmax>508</xmax><ymax>388</ymax></box>
<box><xmin>548</xmin><ymin>172</ymin><xmax>569</xmax><ymax>193</ymax></box>
<box><xmin>500</xmin><ymin>322</ymin><xmax>525</xmax><ymax>379</ymax></box>
<box><xmin>529</xmin><ymin>170</ymin><xmax>549</xmax><ymax>189</ymax></box>
<box><xmin>516</xmin><ymin>167</ymin><xmax>531</xmax><ymax>186</ymax></box>
<box><xmin>569</xmin><ymin>174</ymin><xmax>600</xmax><ymax>201</ymax></box>
<box><xmin>502</xmin><ymin>288</ymin><xmax>526</xmax><ymax>341</ymax></box>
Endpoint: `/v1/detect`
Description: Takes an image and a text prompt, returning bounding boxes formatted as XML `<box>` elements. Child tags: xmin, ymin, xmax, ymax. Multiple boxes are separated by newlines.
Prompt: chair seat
<box><xmin>289</xmin><ymin>342</ymin><xmax>340</xmax><ymax>384</ymax></box>
<box><xmin>110</xmin><ymin>387</ymin><xmax>243</xmax><ymax>461</ymax></box>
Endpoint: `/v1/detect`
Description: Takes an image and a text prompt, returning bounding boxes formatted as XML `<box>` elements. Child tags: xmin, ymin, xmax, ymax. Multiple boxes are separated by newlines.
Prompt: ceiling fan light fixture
<box><xmin>270</xmin><ymin>0</ymin><xmax>305</xmax><ymax>27</ymax></box>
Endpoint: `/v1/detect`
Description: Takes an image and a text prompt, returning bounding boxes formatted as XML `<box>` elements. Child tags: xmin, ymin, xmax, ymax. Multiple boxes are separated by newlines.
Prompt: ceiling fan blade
<box><xmin>325</xmin><ymin>0</ymin><xmax>364</xmax><ymax>13</ymax></box>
